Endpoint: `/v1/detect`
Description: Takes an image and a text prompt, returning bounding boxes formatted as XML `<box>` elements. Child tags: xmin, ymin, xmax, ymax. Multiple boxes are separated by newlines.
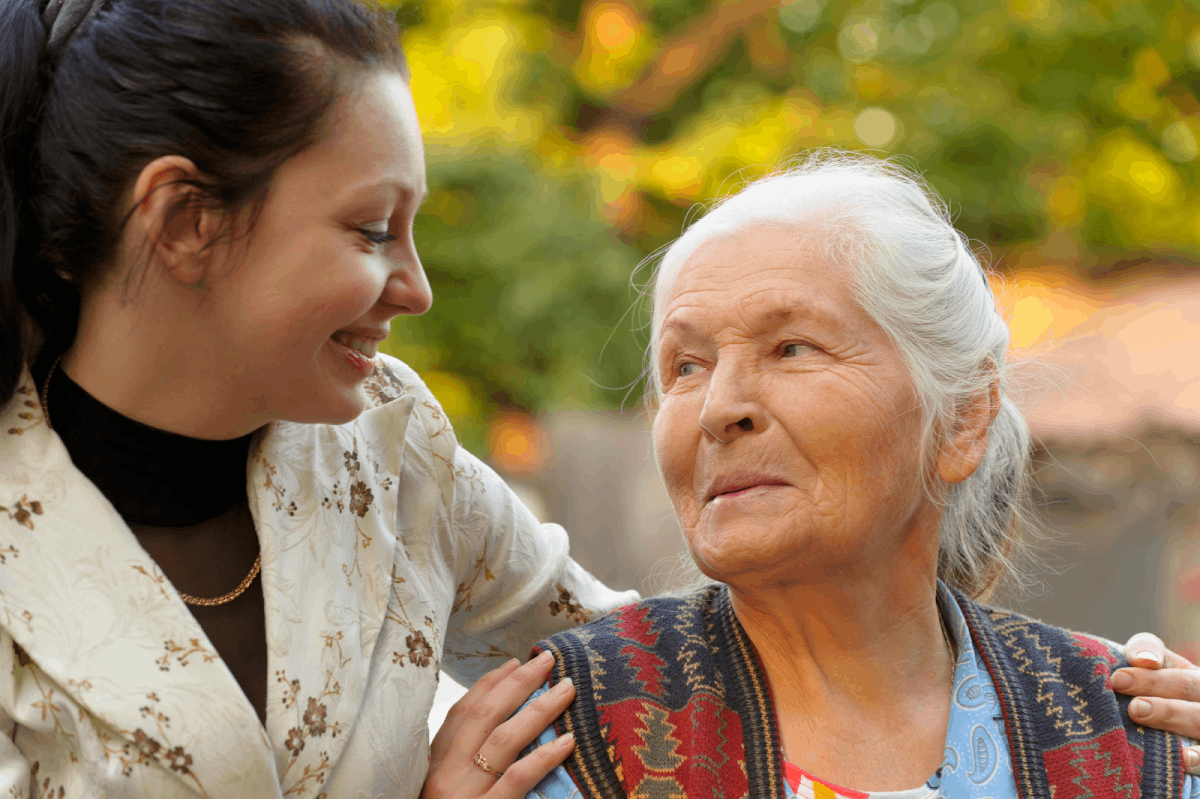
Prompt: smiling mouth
<box><xmin>330</xmin><ymin>332</ymin><xmax>380</xmax><ymax>358</ymax></box>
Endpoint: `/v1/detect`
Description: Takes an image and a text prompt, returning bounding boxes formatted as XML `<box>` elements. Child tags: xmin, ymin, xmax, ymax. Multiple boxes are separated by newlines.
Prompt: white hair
<box><xmin>647</xmin><ymin>150</ymin><xmax>1035</xmax><ymax>598</ymax></box>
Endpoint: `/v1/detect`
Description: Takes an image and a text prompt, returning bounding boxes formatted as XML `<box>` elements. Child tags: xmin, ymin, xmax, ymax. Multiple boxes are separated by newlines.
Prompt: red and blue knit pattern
<box><xmin>533</xmin><ymin>585</ymin><xmax>1185</xmax><ymax>799</ymax></box>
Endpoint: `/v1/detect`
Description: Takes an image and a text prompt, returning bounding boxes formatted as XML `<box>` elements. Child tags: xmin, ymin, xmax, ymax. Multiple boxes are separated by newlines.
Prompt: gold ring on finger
<box><xmin>473</xmin><ymin>753</ymin><xmax>504</xmax><ymax>779</ymax></box>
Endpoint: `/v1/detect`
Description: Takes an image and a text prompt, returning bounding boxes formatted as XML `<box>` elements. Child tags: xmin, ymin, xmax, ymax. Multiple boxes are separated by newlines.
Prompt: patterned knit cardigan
<box><xmin>532</xmin><ymin>585</ymin><xmax>1186</xmax><ymax>799</ymax></box>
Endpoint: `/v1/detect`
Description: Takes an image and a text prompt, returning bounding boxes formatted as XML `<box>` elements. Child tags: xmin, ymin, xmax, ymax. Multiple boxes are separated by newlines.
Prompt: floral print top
<box><xmin>0</xmin><ymin>355</ymin><xmax>637</xmax><ymax>798</ymax></box>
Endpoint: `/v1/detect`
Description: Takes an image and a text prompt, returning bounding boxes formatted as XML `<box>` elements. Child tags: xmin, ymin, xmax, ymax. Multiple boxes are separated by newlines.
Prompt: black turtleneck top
<box><xmin>32</xmin><ymin>351</ymin><xmax>269</xmax><ymax>722</ymax></box>
<box><xmin>34</xmin><ymin>355</ymin><xmax>252</xmax><ymax>526</ymax></box>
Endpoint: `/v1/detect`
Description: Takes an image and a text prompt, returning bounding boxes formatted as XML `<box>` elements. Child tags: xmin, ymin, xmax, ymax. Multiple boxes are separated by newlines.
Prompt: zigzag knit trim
<box><xmin>957</xmin><ymin>590</ymin><xmax>1185</xmax><ymax>799</ymax></box>
<box><xmin>958</xmin><ymin>598</ymin><xmax>1052</xmax><ymax>799</ymax></box>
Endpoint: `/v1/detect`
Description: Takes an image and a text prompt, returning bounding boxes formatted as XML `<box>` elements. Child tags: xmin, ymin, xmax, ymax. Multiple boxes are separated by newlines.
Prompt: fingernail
<box><xmin>1111</xmin><ymin>670</ymin><xmax>1133</xmax><ymax>691</ymax></box>
<box><xmin>553</xmin><ymin>677</ymin><xmax>573</xmax><ymax>694</ymax></box>
<box><xmin>537</xmin><ymin>650</ymin><xmax>554</xmax><ymax>665</ymax></box>
<box><xmin>1187</xmin><ymin>748</ymin><xmax>1199</xmax><ymax>771</ymax></box>
<box><xmin>1130</xmin><ymin>698</ymin><xmax>1152</xmax><ymax>718</ymax></box>
<box><xmin>556</xmin><ymin>732</ymin><xmax>575</xmax><ymax>747</ymax></box>
<box><xmin>1135</xmin><ymin>650</ymin><xmax>1162</xmax><ymax>666</ymax></box>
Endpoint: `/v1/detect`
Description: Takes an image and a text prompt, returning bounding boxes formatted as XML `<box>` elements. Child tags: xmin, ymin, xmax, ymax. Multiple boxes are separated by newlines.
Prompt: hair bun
<box><xmin>40</xmin><ymin>0</ymin><xmax>106</xmax><ymax>55</ymax></box>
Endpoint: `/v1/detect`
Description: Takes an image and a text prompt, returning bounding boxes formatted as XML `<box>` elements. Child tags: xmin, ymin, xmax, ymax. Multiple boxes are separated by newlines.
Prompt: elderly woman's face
<box><xmin>652</xmin><ymin>225</ymin><xmax>942</xmax><ymax>588</ymax></box>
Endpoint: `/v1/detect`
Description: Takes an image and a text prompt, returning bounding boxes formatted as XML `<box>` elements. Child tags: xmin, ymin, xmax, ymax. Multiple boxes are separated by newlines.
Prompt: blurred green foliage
<box><xmin>380</xmin><ymin>0</ymin><xmax>1200</xmax><ymax>454</ymax></box>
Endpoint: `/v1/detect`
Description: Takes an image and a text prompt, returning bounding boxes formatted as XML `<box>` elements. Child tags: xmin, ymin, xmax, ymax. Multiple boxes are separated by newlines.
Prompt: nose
<box><xmin>697</xmin><ymin>359</ymin><xmax>765</xmax><ymax>444</ymax></box>
<box><xmin>382</xmin><ymin>242</ymin><xmax>433</xmax><ymax>316</ymax></box>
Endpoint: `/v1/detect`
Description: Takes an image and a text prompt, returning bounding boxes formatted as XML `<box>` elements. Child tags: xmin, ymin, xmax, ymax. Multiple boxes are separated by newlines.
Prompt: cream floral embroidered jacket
<box><xmin>0</xmin><ymin>355</ymin><xmax>637</xmax><ymax>798</ymax></box>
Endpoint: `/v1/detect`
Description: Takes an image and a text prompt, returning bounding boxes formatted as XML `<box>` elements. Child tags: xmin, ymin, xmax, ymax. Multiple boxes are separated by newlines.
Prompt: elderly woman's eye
<box><xmin>678</xmin><ymin>362</ymin><xmax>702</xmax><ymax>377</ymax></box>
<box><xmin>782</xmin><ymin>342</ymin><xmax>815</xmax><ymax>357</ymax></box>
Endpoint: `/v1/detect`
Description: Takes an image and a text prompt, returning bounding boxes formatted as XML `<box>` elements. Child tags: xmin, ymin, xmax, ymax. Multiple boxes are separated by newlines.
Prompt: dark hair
<box><xmin>0</xmin><ymin>0</ymin><xmax>407</xmax><ymax>404</ymax></box>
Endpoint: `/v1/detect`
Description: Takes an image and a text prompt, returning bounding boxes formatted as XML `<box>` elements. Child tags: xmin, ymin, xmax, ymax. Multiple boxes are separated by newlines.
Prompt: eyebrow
<box><xmin>340</xmin><ymin>178</ymin><xmax>426</xmax><ymax>205</ymax></box>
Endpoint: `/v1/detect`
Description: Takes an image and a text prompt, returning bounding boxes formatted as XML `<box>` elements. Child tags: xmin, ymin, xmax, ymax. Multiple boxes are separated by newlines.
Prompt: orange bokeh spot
<box><xmin>594</xmin><ymin>8</ymin><xmax>635</xmax><ymax>51</ymax></box>
<box><xmin>488</xmin><ymin>414</ymin><xmax>547</xmax><ymax>475</ymax></box>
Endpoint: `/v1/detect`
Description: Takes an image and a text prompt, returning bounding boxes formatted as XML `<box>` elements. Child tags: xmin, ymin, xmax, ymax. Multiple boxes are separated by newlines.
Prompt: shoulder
<box><xmin>956</xmin><ymin>595</ymin><xmax>1192</xmax><ymax>792</ymax></box>
<box><xmin>533</xmin><ymin>586</ymin><xmax>727</xmax><ymax>703</ymax></box>
<box><xmin>955</xmin><ymin>595</ymin><xmax>1127</xmax><ymax>674</ymax></box>
<box><xmin>536</xmin><ymin>585</ymin><xmax>721</xmax><ymax>657</ymax></box>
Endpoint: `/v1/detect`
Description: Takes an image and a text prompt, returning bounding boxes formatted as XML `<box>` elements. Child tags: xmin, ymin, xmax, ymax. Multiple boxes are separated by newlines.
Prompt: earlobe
<box><xmin>130</xmin><ymin>155</ymin><xmax>219</xmax><ymax>288</ymax></box>
<box><xmin>936</xmin><ymin>374</ymin><xmax>1002</xmax><ymax>485</ymax></box>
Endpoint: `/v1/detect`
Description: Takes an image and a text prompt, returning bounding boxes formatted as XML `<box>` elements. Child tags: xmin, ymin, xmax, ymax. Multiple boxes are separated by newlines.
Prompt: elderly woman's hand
<box><xmin>420</xmin><ymin>652</ymin><xmax>576</xmax><ymax>798</ymax></box>
<box><xmin>1114</xmin><ymin>633</ymin><xmax>1200</xmax><ymax>773</ymax></box>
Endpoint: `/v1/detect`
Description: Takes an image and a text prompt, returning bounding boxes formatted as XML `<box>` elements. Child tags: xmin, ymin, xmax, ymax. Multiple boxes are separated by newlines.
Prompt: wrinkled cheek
<box><xmin>652</xmin><ymin>413</ymin><xmax>698</xmax><ymax>522</ymax></box>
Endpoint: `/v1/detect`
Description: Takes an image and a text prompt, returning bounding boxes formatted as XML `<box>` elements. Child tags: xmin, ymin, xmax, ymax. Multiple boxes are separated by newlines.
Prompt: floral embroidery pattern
<box><xmin>3</xmin><ymin>607</ymin><xmax>33</xmax><ymax>636</ymax></box>
<box><xmin>156</xmin><ymin>639</ymin><xmax>218</xmax><ymax>672</ymax></box>
<box><xmin>261</xmin><ymin>456</ymin><xmax>298</xmax><ymax>517</ymax></box>
<box><xmin>443</xmin><ymin>640</ymin><xmax>515</xmax><ymax>664</ymax></box>
<box><xmin>29</xmin><ymin>762</ymin><xmax>65</xmax><ymax>799</ymax></box>
<box><xmin>395</xmin><ymin>629</ymin><xmax>434</xmax><ymax>668</ymax></box>
<box><xmin>276</xmin><ymin>634</ymin><xmax>349</xmax><ymax>795</ymax></box>
<box><xmin>1</xmin><ymin>496</ymin><xmax>42</xmax><ymax>530</ymax></box>
<box><xmin>131</xmin><ymin>563</ymin><xmax>172</xmax><ymax>601</ymax></box>
<box><xmin>320</xmin><ymin>433</ymin><xmax>391</xmax><ymax>588</ymax></box>
<box><xmin>387</xmin><ymin>567</ymin><xmax>440</xmax><ymax>670</ymax></box>
<box><xmin>549</xmin><ymin>584</ymin><xmax>593</xmax><ymax>625</ymax></box>
<box><xmin>5</xmin><ymin>383</ymin><xmax>45</xmax><ymax>436</ymax></box>
<box><xmin>18</xmin><ymin>652</ymin><xmax>91</xmax><ymax>770</ymax></box>
<box><xmin>453</xmin><ymin>537</ymin><xmax>495</xmax><ymax>614</ymax></box>
<box><xmin>361</xmin><ymin>361</ymin><xmax>407</xmax><ymax>407</ymax></box>
<box><xmin>348</xmin><ymin>479</ymin><xmax>373</xmax><ymax>518</ymax></box>
<box><xmin>87</xmin><ymin>694</ymin><xmax>210</xmax><ymax>796</ymax></box>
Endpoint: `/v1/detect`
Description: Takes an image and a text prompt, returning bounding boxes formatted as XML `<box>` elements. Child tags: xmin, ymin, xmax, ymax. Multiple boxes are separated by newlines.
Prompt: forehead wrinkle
<box><xmin>665</xmin><ymin>277</ymin><xmax>846</xmax><ymax>342</ymax></box>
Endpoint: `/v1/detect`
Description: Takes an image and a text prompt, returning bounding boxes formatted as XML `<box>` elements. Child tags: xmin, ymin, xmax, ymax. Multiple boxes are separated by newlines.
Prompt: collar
<box><xmin>33</xmin><ymin>353</ymin><xmax>251</xmax><ymax>526</ymax></box>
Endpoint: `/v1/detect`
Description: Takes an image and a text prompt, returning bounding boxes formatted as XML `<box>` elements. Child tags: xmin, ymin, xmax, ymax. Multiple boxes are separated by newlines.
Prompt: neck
<box><xmin>730</xmin><ymin>562</ymin><xmax>955</xmax><ymax>788</ymax></box>
<box><xmin>36</xmin><ymin>353</ymin><xmax>254</xmax><ymax>526</ymax></box>
<box><xmin>63</xmin><ymin>281</ymin><xmax>264</xmax><ymax>440</ymax></box>
<box><xmin>732</xmin><ymin>570</ymin><xmax>951</xmax><ymax>700</ymax></box>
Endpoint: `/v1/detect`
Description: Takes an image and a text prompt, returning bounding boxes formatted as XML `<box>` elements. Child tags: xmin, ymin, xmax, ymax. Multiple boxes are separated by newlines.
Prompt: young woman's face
<box><xmin>208</xmin><ymin>70</ymin><xmax>431</xmax><ymax>424</ymax></box>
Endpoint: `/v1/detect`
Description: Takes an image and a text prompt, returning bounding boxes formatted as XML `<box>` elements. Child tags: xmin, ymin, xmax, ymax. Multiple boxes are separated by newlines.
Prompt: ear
<box><xmin>129</xmin><ymin>155</ymin><xmax>221</xmax><ymax>287</ymax></box>
<box><xmin>936</xmin><ymin>365</ymin><xmax>1002</xmax><ymax>485</ymax></box>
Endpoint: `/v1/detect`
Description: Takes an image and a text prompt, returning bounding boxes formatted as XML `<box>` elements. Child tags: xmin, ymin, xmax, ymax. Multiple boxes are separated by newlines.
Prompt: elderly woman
<box><xmin>511</xmin><ymin>153</ymin><xmax>1200</xmax><ymax>798</ymax></box>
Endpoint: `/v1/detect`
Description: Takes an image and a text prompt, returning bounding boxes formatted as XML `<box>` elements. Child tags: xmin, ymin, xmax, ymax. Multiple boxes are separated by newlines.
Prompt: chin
<box><xmin>687</xmin><ymin>519</ymin><xmax>824</xmax><ymax>587</ymax></box>
<box><xmin>282</xmin><ymin>385</ymin><xmax>370</xmax><ymax>426</ymax></box>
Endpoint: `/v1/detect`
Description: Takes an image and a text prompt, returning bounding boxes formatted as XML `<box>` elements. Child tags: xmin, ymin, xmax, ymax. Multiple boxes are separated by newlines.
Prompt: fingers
<box><xmin>487</xmin><ymin>732</ymin><xmax>576</xmax><ymax>797</ymax></box>
<box><xmin>429</xmin><ymin>658</ymin><xmax>522</xmax><ymax>766</ymax></box>
<box><xmin>1112</xmin><ymin>665</ymin><xmax>1200</xmax><ymax>703</ymax></box>
<box><xmin>476</xmin><ymin>676</ymin><xmax>576</xmax><ymax>773</ymax></box>
<box><xmin>1123</xmin><ymin>694</ymin><xmax>1200</xmax><ymax>774</ymax></box>
<box><xmin>458</xmin><ymin>650</ymin><xmax>558</xmax><ymax>757</ymax></box>
<box><xmin>1123</xmin><ymin>632</ymin><xmax>1166</xmax><ymax>670</ymax></box>
<box><xmin>423</xmin><ymin>651</ymin><xmax>569</xmax><ymax>798</ymax></box>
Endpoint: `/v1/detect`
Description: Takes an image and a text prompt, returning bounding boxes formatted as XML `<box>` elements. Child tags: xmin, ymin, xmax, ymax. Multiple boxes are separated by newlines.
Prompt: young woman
<box><xmin>0</xmin><ymin>0</ymin><xmax>640</xmax><ymax>796</ymax></box>
<box><xmin>0</xmin><ymin>1</ymin><xmax>1195</xmax><ymax>797</ymax></box>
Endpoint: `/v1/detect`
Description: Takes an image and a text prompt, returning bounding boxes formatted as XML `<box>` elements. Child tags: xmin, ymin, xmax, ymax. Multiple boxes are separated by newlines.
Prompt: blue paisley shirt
<box><xmin>521</xmin><ymin>587</ymin><xmax>1200</xmax><ymax>799</ymax></box>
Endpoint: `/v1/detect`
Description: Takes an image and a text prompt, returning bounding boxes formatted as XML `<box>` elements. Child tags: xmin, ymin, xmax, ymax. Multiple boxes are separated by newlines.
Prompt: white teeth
<box><xmin>333</xmin><ymin>332</ymin><xmax>378</xmax><ymax>358</ymax></box>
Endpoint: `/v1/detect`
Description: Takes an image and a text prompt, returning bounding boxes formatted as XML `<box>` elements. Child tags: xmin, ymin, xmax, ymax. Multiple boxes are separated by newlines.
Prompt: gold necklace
<box><xmin>176</xmin><ymin>555</ymin><xmax>261</xmax><ymax>607</ymax></box>
<box><xmin>40</xmin><ymin>356</ymin><xmax>261</xmax><ymax>607</ymax></box>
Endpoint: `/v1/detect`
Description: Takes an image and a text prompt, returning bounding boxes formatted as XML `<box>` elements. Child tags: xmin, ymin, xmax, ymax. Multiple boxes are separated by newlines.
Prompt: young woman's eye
<box><xmin>358</xmin><ymin>228</ymin><xmax>397</xmax><ymax>246</ymax></box>
<box><xmin>782</xmin><ymin>342</ymin><xmax>815</xmax><ymax>358</ymax></box>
